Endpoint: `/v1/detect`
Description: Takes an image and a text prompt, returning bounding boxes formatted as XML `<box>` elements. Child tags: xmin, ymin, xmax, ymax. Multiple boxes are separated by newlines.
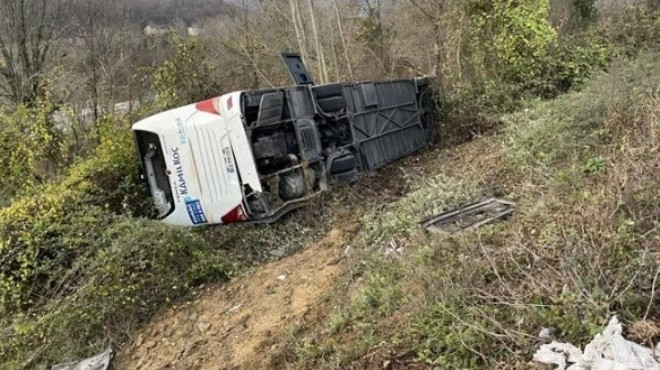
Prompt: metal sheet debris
<box><xmin>422</xmin><ymin>198</ymin><xmax>514</xmax><ymax>234</ymax></box>
<box><xmin>533</xmin><ymin>316</ymin><xmax>660</xmax><ymax>370</ymax></box>
<box><xmin>51</xmin><ymin>347</ymin><xmax>112</xmax><ymax>370</ymax></box>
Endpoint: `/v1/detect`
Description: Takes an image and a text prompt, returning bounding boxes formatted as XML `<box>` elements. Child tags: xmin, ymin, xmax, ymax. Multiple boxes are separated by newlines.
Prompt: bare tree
<box><xmin>333</xmin><ymin>0</ymin><xmax>353</xmax><ymax>79</ymax></box>
<box><xmin>306</xmin><ymin>0</ymin><xmax>329</xmax><ymax>83</ymax></box>
<box><xmin>0</xmin><ymin>0</ymin><xmax>65</xmax><ymax>107</ymax></box>
<box><xmin>289</xmin><ymin>0</ymin><xmax>309</xmax><ymax>64</ymax></box>
<box><xmin>70</xmin><ymin>0</ymin><xmax>129</xmax><ymax>131</ymax></box>
<box><xmin>407</xmin><ymin>0</ymin><xmax>446</xmax><ymax>88</ymax></box>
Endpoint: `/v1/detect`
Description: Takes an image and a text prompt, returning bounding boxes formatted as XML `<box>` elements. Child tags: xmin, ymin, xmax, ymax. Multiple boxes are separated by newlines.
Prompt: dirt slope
<box><xmin>118</xmin><ymin>227</ymin><xmax>352</xmax><ymax>370</ymax></box>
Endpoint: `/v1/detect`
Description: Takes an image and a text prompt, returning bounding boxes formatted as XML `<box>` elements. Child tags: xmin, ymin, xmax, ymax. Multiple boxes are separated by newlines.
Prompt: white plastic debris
<box><xmin>52</xmin><ymin>347</ymin><xmax>112</xmax><ymax>370</ymax></box>
<box><xmin>384</xmin><ymin>239</ymin><xmax>403</xmax><ymax>257</ymax></box>
<box><xmin>277</xmin><ymin>274</ymin><xmax>287</xmax><ymax>282</ymax></box>
<box><xmin>540</xmin><ymin>327</ymin><xmax>557</xmax><ymax>340</ymax></box>
<box><xmin>534</xmin><ymin>342</ymin><xmax>582</xmax><ymax>369</ymax></box>
<box><xmin>533</xmin><ymin>316</ymin><xmax>660</xmax><ymax>370</ymax></box>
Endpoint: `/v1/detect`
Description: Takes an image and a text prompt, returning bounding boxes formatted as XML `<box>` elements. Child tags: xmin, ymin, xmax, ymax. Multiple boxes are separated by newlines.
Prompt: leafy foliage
<box><xmin>0</xmin><ymin>100</ymin><xmax>65</xmax><ymax>204</ymax></box>
<box><xmin>451</xmin><ymin>0</ymin><xmax>610</xmax><ymax>112</ymax></box>
<box><xmin>152</xmin><ymin>35</ymin><xmax>222</xmax><ymax>109</ymax></box>
<box><xmin>59</xmin><ymin>115</ymin><xmax>150</xmax><ymax>216</ymax></box>
<box><xmin>0</xmin><ymin>115</ymin><xmax>149</xmax><ymax>316</ymax></box>
<box><xmin>0</xmin><ymin>218</ymin><xmax>233</xmax><ymax>369</ymax></box>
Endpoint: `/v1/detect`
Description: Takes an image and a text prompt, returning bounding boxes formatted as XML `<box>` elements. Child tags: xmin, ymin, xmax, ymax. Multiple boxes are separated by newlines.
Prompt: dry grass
<box><xmin>276</xmin><ymin>52</ymin><xmax>660</xmax><ymax>369</ymax></box>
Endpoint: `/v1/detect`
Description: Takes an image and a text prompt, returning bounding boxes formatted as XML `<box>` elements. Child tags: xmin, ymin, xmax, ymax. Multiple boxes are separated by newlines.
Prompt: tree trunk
<box><xmin>433</xmin><ymin>20</ymin><xmax>445</xmax><ymax>99</ymax></box>
<box><xmin>306</xmin><ymin>0</ymin><xmax>328</xmax><ymax>83</ymax></box>
<box><xmin>333</xmin><ymin>0</ymin><xmax>353</xmax><ymax>79</ymax></box>
<box><xmin>288</xmin><ymin>0</ymin><xmax>308</xmax><ymax>64</ymax></box>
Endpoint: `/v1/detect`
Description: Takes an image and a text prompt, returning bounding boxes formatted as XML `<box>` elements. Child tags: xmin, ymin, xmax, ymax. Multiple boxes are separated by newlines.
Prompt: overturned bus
<box><xmin>132</xmin><ymin>54</ymin><xmax>436</xmax><ymax>226</ymax></box>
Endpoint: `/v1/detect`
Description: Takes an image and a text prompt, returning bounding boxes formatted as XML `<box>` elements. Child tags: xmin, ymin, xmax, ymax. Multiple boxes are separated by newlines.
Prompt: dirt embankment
<box><xmin>119</xmin><ymin>227</ymin><xmax>352</xmax><ymax>369</ymax></box>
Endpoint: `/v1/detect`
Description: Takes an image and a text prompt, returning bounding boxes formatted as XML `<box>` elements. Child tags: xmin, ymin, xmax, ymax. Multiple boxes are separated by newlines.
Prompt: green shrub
<box><xmin>153</xmin><ymin>35</ymin><xmax>222</xmax><ymax>109</ymax></box>
<box><xmin>0</xmin><ymin>218</ymin><xmax>233</xmax><ymax>369</ymax></box>
<box><xmin>0</xmin><ymin>112</ymin><xmax>154</xmax><ymax>318</ymax></box>
<box><xmin>455</xmin><ymin>0</ymin><xmax>612</xmax><ymax>112</ymax></box>
<box><xmin>60</xmin><ymin>115</ymin><xmax>150</xmax><ymax>216</ymax></box>
<box><xmin>0</xmin><ymin>200</ymin><xmax>114</xmax><ymax>315</ymax></box>
<box><xmin>0</xmin><ymin>100</ymin><xmax>65</xmax><ymax>204</ymax></box>
<box><xmin>502</xmin><ymin>51</ymin><xmax>660</xmax><ymax>177</ymax></box>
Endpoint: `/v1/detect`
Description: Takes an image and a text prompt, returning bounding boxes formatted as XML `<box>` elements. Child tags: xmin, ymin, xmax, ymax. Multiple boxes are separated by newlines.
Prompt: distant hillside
<box><xmin>131</xmin><ymin>0</ymin><xmax>230</xmax><ymax>26</ymax></box>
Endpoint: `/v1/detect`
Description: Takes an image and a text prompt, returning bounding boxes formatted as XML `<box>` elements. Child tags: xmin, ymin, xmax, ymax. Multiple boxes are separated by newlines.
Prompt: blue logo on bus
<box><xmin>184</xmin><ymin>197</ymin><xmax>207</xmax><ymax>225</ymax></box>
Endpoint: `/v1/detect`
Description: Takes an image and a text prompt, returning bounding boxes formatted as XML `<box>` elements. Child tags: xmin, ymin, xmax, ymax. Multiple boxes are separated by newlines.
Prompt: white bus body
<box><xmin>133</xmin><ymin>73</ymin><xmax>435</xmax><ymax>226</ymax></box>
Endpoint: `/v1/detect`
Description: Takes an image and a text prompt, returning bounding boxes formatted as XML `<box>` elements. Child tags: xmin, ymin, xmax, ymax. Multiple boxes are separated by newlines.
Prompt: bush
<box><xmin>0</xmin><ymin>113</ymin><xmax>154</xmax><ymax>318</ymax></box>
<box><xmin>502</xmin><ymin>51</ymin><xmax>660</xmax><ymax>178</ymax></box>
<box><xmin>597</xmin><ymin>3</ymin><xmax>660</xmax><ymax>54</ymax></box>
<box><xmin>0</xmin><ymin>218</ymin><xmax>233</xmax><ymax>369</ymax></box>
<box><xmin>153</xmin><ymin>35</ymin><xmax>222</xmax><ymax>109</ymax></box>
<box><xmin>454</xmin><ymin>0</ymin><xmax>612</xmax><ymax>112</ymax></box>
<box><xmin>0</xmin><ymin>200</ymin><xmax>114</xmax><ymax>315</ymax></box>
<box><xmin>59</xmin><ymin>115</ymin><xmax>151</xmax><ymax>216</ymax></box>
<box><xmin>0</xmin><ymin>100</ymin><xmax>65</xmax><ymax>205</ymax></box>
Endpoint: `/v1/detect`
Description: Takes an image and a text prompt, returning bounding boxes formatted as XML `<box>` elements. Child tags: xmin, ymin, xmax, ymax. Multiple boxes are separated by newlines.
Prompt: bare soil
<box><xmin>119</xmin><ymin>227</ymin><xmax>352</xmax><ymax>370</ymax></box>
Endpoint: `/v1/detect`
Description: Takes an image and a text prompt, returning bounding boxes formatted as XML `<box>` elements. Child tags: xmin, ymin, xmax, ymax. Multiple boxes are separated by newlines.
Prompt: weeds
<box><xmin>0</xmin><ymin>219</ymin><xmax>234</xmax><ymax>370</ymax></box>
<box><xmin>282</xmin><ymin>51</ymin><xmax>660</xmax><ymax>369</ymax></box>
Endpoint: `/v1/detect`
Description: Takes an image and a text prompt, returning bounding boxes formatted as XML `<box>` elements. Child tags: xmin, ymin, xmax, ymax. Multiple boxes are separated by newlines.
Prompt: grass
<box><xmin>0</xmin><ymin>218</ymin><xmax>234</xmax><ymax>370</ymax></box>
<box><xmin>279</xmin><ymin>51</ymin><xmax>660</xmax><ymax>369</ymax></box>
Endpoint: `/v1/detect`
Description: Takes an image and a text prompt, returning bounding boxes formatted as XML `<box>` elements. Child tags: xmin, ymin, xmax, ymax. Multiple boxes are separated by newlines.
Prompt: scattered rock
<box><xmin>163</xmin><ymin>327</ymin><xmax>174</xmax><ymax>337</ymax></box>
<box><xmin>277</xmin><ymin>274</ymin><xmax>287</xmax><ymax>282</ymax></box>
<box><xmin>136</xmin><ymin>334</ymin><xmax>144</xmax><ymax>347</ymax></box>
<box><xmin>227</xmin><ymin>303</ymin><xmax>242</xmax><ymax>313</ymax></box>
<box><xmin>269</xmin><ymin>248</ymin><xmax>285</xmax><ymax>258</ymax></box>
<box><xmin>144</xmin><ymin>341</ymin><xmax>157</xmax><ymax>350</ymax></box>
<box><xmin>197</xmin><ymin>321</ymin><xmax>211</xmax><ymax>333</ymax></box>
